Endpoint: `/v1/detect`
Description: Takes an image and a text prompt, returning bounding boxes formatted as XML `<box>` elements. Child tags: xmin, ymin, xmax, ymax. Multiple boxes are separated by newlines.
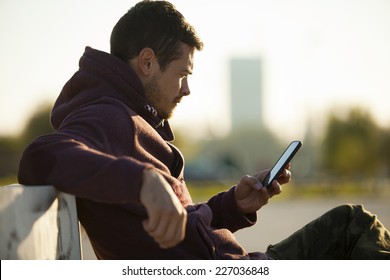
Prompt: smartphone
<box><xmin>262</xmin><ymin>140</ymin><xmax>302</xmax><ymax>188</ymax></box>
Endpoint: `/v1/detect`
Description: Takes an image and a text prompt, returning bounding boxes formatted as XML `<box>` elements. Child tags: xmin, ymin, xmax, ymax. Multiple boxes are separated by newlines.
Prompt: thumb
<box><xmin>240</xmin><ymin>174</ymin><xmax>262</xmax><ymax>189</ymax></box>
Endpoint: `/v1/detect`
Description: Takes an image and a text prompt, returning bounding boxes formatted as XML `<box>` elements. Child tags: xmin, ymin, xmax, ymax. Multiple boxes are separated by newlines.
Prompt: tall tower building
<box><xmin>230</xmin><ymin>58</ymin><xmax>263</xmax><ymax>131</ymax></box>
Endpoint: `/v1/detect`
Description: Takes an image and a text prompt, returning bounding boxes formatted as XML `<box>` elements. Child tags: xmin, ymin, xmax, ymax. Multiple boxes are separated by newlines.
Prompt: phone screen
<box><xmin>262</xmin><ymin>140</ymin><xmax>302</xmax><ymax>188</ymax></box>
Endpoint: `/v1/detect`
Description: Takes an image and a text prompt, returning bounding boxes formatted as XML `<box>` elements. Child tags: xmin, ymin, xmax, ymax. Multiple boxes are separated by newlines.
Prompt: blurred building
<box><xmin>185</xmin><ymin>58</ymin><xmax>285</xmax><ymax>181</ymax></box>
<box><xmin>230</xmin><ymin>58</ymin><xmax>263</xmax><ymax>131</ymax></box>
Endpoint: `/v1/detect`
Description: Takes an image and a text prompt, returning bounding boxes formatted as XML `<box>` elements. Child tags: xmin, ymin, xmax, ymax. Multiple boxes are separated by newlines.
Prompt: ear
<box><xmin>137</xmin><ymin>48</ymin><xmax>157</xmax><ymax>76</ymax></box>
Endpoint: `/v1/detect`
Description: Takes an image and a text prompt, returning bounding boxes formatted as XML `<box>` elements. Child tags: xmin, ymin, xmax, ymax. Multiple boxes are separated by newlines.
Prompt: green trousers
<box><xmin>266</xmin><ymin>204</ymin><xmax>390</xmax><ymax>259</ymax></box>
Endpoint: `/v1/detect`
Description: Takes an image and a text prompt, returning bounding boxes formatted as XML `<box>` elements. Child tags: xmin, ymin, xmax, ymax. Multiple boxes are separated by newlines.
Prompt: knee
<box><xmin>334</xmin><ymin>204</ymin><xmax>364</xmax><ymax>213</ymax></box>
<box><xmin>328</xmin><ymin>204</ymin><xmax>366</xmax><ymax>221</ymax></box>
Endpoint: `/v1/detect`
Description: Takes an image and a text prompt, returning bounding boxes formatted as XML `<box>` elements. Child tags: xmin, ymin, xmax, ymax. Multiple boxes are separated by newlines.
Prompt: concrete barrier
<box><xmin>0</xmin><ymin>184</ymin><xmax>81</xmax><ymax>260</ymax></box>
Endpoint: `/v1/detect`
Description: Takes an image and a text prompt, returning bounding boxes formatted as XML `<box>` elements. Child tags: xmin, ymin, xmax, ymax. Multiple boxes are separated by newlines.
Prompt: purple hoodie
<box><xmin>18</xmin><ymin>47</ymin><xmax>260</xmax><ymax>259</ymax></box>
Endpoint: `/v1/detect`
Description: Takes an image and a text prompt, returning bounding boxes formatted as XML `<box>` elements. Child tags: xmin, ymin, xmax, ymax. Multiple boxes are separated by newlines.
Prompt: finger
<box><xmin>159</xmin><ymin>211</ymin><xmax>187</xmax><ymax>249</ymax></box>
<box><xmin>241</xmin><ymin>174</ymin><xmax>260</xmax><ymax>186</ymax></box>
<box><xmin>155</xmin><ymin>228</ymin><xmax>177</xmax><ymax>248</ymax></box>
<box><xmin>284</xmin><ymin>168</ymin><xmax>291</xmax><ymax>179</ymax></box>
<box><xmin>254</xmin><ymin>169</ymin><xmax>271</xmax><ymax>182</ymax></box>
<box><xmin>277</xmin><ymin>168</ymin><xmax>291</xmax><ymax>185</ymax></box>
<box><xmin>178</xmin><ymin>210</ymin><xmax>187</xmax><ymax>240</ymax></box>
<box><xmin>143</xmin><ymin>202</ymin><xmax>172</xmax><ymax>235</ymax></box>
<box><xmin>158</xmin><ymin>213</ymin><xmax>181</xmax><ymax>248</ymax></box>
<box><xmin>146</xmin><ymin>205</ymin><xmax>184</xmax><ymax>245</ymax></box>
<box><xmin>260</xmin><ymin>186</ymin><xmax>270</xmax><ymax>205</ymax></box>
<box><xmin>146</xmin><ymin>213</ymin><xmax>171</xmax><ymax>244</ymax></box>
<box><xmin>261</xmin><ymin>186</ymin><xmax>270</xmax><ymax>198</ymax></box>
<box><xmin>142</xmin><ymin>210</ymin><xmax>160</xmax><ymax>233</ymax></box>
<box><xmin>153</xmin><ymin>211</ymin><xmax>186</xmax><ymax>249</ymax></box>
<box><xmin>269</xmin><ymin>180</ymin><xmax>282</xmax><ymax>197</ymax></box>
<box><xmin>241</xmin><ymin>175</ymin><xmax>263</xmax><ymax>191</ymax></box>
<box><xmin>172</xmin><ymin>210</ymin><xmax>187</xmax><ymax>242</ymax></box>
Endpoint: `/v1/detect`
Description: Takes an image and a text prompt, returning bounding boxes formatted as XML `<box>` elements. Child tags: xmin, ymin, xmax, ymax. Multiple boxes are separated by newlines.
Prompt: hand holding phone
<box><xmin>262</xmin><ymin>140</ymin><xmax>302</xmax><ymax>188</ymax></box>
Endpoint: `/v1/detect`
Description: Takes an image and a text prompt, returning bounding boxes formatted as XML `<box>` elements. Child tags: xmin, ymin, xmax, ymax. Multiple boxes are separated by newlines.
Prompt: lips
<box><xmin>174</xmin><ymin>96</ymin><xmax>183</xmax><ymax>104</ymax></box>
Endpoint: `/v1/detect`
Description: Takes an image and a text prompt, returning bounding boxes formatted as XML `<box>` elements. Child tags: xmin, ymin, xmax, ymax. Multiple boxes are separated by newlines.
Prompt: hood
<box><xmin>51</xmin><ymin>47</ymin><xmax>174</xmax><ymax>141</ymax></box>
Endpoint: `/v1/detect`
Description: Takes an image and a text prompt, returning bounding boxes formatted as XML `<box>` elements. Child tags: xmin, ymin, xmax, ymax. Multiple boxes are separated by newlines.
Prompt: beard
<box><xmin>143</xmin><ymin>75</ymin><xmax>175</xmax><ymax>120</ymax></box>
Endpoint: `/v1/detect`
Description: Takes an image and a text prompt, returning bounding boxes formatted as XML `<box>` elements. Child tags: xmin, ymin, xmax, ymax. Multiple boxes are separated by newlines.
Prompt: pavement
<box><xmin>234</xmin><ymin>196</ymin><xmax>390</xmax><ymax>253</ymax></box>
<box><xmin>80</xmin><ymin>196</ymin><xmax>390</xmax><ymax>259</ymax></box>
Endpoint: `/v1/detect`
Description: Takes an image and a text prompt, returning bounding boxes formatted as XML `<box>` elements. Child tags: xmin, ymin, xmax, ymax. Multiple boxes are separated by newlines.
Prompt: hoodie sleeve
<box><xmin>18</xmin><ymin>101</ymin><xmax>153</xmax><ymax>204</ymax></box>
<box><xmin>206</xmin><ymin>187</ymin><xmax>257</xmax><ymax>233</ymax></box>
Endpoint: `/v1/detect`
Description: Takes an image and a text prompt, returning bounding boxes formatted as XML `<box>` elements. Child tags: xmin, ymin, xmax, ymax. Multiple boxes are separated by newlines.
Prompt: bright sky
<box><xmin>1</xmin><ymin>0</ymin><xmax>390</xmax><ymax>140</ymax></box>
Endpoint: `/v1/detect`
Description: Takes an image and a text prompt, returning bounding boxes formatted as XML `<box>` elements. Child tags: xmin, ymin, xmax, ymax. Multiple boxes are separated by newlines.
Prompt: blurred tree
<box><xmin>0</xmin><ymin>137</ymin><xmax>20</xmax><ymax>178</ymax></box>
<box><xmin>379</xmin><ymin>128</ymin><xmax>390</xmax><ymax>176</ymax></box>
<box><xmin>18</xmin><ymin>104</ymin><xmax>53</xmax><ymax>147</ymax></box>
<box><xmin>0</xmin><ymin>104</ymin><xmax>53</xmax><ymax>179</ymax></box>
<box><xmin>171</xmin><ymin>130</ymin><xmax>200</xmax><ymax>161</ymax></box>
<box><xmin>322</xmin><ymin>108</ymin><xmax>381</xmax><ymax>177</ymax></box>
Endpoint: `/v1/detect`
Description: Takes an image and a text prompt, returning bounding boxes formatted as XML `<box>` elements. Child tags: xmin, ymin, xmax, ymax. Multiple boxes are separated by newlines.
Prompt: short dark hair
<box><xmin>110</xmin><ymin>0</ymin><xmax>203</xmax><ymax>71</ymax></box>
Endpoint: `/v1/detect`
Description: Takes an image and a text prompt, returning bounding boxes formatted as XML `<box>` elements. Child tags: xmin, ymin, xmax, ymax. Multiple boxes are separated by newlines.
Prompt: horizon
<box><xmin>1</xmin><ymin>0</ymin><xmax>390</xmax><ymax>140</ymax></box>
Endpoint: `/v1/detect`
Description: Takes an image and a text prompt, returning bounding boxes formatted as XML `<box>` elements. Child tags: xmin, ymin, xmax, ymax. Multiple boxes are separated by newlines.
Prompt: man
<box><xmin>18</xmin><ymin>0</ymin><xmax>389</xmax><ymax>259</ymax></box>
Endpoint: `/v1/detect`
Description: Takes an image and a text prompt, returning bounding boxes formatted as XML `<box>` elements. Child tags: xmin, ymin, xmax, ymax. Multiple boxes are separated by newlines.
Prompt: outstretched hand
<box><xmin>234</xmin><ymin>164</ymin><xmax>291</xmax><ymax>214</ymax></box>
<box><xmin>140</xmin><ymin>168</ymin><xmax>187</xmax><ymax>249</ymax></box>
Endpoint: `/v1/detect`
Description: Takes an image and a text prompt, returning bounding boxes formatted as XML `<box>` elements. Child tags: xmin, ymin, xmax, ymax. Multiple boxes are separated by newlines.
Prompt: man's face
<box><xmin>144</xmin><ymin>43</ymin><xmax>194</xmax><ymax>119</ymax></box>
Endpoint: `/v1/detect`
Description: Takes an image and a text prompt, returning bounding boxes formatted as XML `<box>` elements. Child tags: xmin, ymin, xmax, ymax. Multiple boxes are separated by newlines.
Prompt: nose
<box><xmin>181</xmin><ymin>78</ymin><xmax>191</xmax><ymax>96</ymax></box>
